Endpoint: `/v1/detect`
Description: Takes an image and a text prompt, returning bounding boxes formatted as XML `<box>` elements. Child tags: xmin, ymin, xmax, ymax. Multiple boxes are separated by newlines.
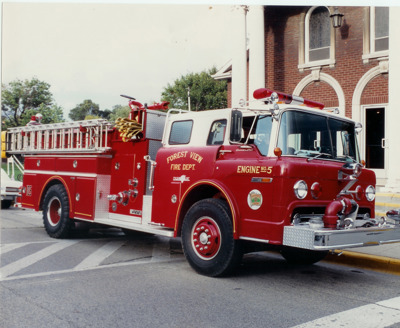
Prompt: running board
<box><xmin>95</xmin><ymin>214</ymin><xmax>174</xmax><ymax>237</ymax></box>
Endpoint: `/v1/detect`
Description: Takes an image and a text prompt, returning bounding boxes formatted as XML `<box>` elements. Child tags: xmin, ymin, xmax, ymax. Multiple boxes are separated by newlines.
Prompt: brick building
<box><xmin>213</xmin><ymin>5</ymin><xmax>400</xmax><ymax>192</ymax></box>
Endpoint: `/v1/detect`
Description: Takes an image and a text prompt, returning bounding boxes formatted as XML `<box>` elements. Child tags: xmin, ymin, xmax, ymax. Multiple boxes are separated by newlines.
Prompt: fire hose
<box><xmin>115</xmin><ymin>117</ymin><xmax>142</xmax><ymax>142</ymax></box>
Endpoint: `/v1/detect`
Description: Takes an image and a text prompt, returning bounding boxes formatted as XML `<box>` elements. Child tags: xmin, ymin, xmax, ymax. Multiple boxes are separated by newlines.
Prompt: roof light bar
<box><xmin>253</xmin><ymin>88</ymin><xmax>325</xmax><ymax>110</ymax></box>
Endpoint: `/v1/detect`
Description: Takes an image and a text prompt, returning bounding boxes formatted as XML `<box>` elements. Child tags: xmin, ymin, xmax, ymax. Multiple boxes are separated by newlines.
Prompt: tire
<box><xmin>280</xmin><ymin>246</ymin><xmax>328</xmax><ymax>265</ymax></box>
<box><xmin>42</xmin><ymin>184</ymin><xmax>72</xmax><ymax>238</ymax></box>
<box><xmin>1</xmin><ymin>200</ymin><xmax>12</xmax><ymax>209</ymax></box>
<box><xmin>181</xmin><ymin>199</ymin><xmax>242</xmax><ymax>277</ymax></box>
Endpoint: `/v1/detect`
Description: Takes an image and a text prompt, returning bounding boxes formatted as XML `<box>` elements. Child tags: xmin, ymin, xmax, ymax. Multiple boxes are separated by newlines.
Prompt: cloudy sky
<box><xmin>2</xmin><ymin>0</ymin><xmax>396</xmax><ymax>119</ymax></box>
<box><xmin>2</xmin><ymin>2</ymin><xmax>239</xmax><ymax>117</ymax></box>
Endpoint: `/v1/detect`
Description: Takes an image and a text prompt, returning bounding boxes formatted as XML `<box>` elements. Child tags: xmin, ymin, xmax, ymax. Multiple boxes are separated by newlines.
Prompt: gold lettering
<box><xmin>167</xmin><ymin>151</ymin><xmax>188</xmax><ymax>163</ymax></box>
<box><xmin>183</xmin><ymin>164</ymin><xmax>196</xmax><ymax>170</ymax></box>
<box><xmin>190</xmin><ymin>152</ymin><xmax>203</xmax><ymax>163</ymax></box>
<box><xmin>237</xmin><ymin>166</ymin><xmax>263</xmax><ymax>174</ymax></box>
<box><xmin>170</xmin><ymin>164</ymin><xmax>181</xmax><ymax>170</ymax></box>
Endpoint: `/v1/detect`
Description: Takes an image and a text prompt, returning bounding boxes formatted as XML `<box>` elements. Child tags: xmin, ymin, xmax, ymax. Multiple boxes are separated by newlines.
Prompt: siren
<box><xmin>253</xmin><ymin>88</ymin><xmax>325</xmax><ymax>110</ymax></box>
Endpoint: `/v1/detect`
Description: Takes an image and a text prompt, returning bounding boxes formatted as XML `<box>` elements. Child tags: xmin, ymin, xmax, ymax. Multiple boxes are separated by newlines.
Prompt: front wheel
<box><xmin>42</xmin><ymin>184</ymin><xmax>72</xmax><ymax>238</ymax></box>
<box><xmin>181</xmin><ymin>199</ymin><xmax>242</xmax><ymax>277</ymax></box>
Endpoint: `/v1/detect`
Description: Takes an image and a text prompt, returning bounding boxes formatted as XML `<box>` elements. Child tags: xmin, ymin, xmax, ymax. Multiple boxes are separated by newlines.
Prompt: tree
<box><xmin>69</xmin><ymin>99</ymin><xmax>99</xmax><ymax>121</ymax></box>
<box><xmin>69</xmin><ymin>99</ymin><xmax>112</xmax><ymax>121</ymax></box>
<box><xmin>1</xmin><ymin>77</ymin><xmax>63</xmax><ymax>127</ymax></box>
<box><xmin>161</xmin><ymin>67</ymin><xmax>227</xmax><ymax>111</ymax></box>
<box><xmin>108</xmin><ymin>105</ymin><xmax>130</xmax><ymax>122</ymax></box>
<box><xmin>21</xmin><ymin>104</ymin><xmax>64</xmax><ymax>126</ymax></box>
<box><xmin>99</xmin><ymin>109</ymin><xmax>112</xmax><ymax>120</ymax></box>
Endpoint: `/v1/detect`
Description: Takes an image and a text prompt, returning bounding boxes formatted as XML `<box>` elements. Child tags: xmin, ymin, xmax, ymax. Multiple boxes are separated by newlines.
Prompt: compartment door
<box><xmin>74</xmin><ymin>177</ymin><xmax>96</xmax><ymax>220</ymax></box>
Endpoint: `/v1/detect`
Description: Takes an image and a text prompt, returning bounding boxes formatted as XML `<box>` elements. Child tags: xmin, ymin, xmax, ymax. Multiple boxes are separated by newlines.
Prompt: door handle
<box><xmin>381</xmin><ymin>138</ymin><xmax>388</xmax><ymax>149</ymax></box>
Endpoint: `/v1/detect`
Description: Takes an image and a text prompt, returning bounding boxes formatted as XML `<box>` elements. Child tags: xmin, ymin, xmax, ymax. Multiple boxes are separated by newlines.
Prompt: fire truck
<box><xmin>4</xmin><ymin>89</ymin><xmax>400</xmax><ymax>276</ymax></box>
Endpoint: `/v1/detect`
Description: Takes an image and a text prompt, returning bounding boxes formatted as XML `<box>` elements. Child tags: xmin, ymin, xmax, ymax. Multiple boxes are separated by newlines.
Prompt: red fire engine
<box><xmin>5</xmin><ymin>89</ymin><xmax>400</xmax><ymax>276</ymax></box>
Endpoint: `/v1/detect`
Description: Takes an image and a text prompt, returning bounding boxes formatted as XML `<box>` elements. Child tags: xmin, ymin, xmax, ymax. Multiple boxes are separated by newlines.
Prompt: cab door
<box><xmin>214</xmin><ymin>115</ymin><xmax>277</xmax><ymax>241</ymax></box>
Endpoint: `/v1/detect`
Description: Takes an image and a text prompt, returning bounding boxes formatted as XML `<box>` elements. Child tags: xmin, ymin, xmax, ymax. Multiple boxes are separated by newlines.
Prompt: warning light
<box><xmin>253</xmin><ymin>88</ymin><xmax>325</xmax><ymax>110</ymax></box>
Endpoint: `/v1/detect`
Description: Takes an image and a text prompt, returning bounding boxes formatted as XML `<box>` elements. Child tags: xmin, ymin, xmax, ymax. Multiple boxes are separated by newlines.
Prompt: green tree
<box><xmin>21</xmin><ymin>104</ymin><xmax>64</xmax><ymax>125</ymax></box>
<box><xmin>161</xmin><ymin>67</ymin><xmax>227</xmax><ymax>111</ymax></box>
<box><xmin>108</xmin><ymin>105</ymin><xmax>130</xmax><ymax>122</ymax></box>
<box><xmin>69</xmin><ymin>100</ymin><xmax>111</xmax><ymax>121</ymax></box>
<box><xmin>69</xmin><ymin>99</ymin><xmax>100</xmax><ymax>121</ymax></box>
<box><xmin>99</xmin><ymin>109</ymin><xmax>112</xmax><ymax>120</ymax></box>
<box><xmin>1</xmin><ymin>77</ymin><xmax>63</xmax><ymax>127</ymax></box>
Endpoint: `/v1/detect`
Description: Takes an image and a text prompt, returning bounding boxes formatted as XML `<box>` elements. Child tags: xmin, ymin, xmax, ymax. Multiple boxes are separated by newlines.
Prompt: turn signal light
<box><xmin>311</xmin><ymin>182</ymin><xmax>322</xmax><ymax>199</ymax></box>
<box><xmin>274</xmin><ymin>147</ymin><xmax>282</xmax><ymax>157</ymax></box>
<box><xmin>355</xmin><ymin>185</ymin><xmax>364</xmax><ymax>200</ymax></box>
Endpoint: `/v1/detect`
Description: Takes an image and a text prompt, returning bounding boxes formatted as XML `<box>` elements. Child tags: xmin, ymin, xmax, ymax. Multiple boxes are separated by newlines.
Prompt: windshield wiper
<box><xmin>307</xmin><ymin>153</ymin><xmax>333</xmax><ymax>162</ymax></box>
<box><xmin>295</xmin><ymin>149</ymin><xmax>332</xmax><ymax>161</ymax></box>
<box><xmin>336</xmin><ymin>155</ymin><xmax>357</xmax><ymax>163</ymax></box>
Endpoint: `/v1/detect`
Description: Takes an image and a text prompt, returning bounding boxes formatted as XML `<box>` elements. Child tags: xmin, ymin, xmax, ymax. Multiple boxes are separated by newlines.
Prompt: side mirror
<box><xmin>355</xmin><ymin>122</ymin><xmax>362</xmax><ymax>135</ymax></box>
<box><xmin>230</xmin><ymin>110</ymin><xmax>243</xmax><ymax>143</ymax></box>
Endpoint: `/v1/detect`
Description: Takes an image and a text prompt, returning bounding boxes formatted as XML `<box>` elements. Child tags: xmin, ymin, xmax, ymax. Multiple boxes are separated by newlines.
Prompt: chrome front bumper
<box><xmin>283</xmin><ymin>224</ymin><xmax>400</xmax><ymax>250</ymax></box>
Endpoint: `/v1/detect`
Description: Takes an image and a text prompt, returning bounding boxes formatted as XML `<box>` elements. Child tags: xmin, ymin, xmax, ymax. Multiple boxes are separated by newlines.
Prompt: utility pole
<box><xmin>187</xmin><ymin>87</ymin><xmax>191</xmax><ymax>111</ymax></box>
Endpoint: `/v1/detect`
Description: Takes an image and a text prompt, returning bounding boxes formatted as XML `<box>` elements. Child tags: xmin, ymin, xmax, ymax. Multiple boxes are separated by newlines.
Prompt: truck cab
<box><xmin>150</xmin><ymin>89</ymin><xmax>399</xmax><ymax>276</ymax></box>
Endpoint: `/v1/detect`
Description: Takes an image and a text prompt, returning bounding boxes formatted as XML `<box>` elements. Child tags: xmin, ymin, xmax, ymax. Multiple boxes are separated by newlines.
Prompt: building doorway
<box><xmin>362</xmin><ymin>106</ymin><xmax>387</xmax><ymax>184</ymax></box>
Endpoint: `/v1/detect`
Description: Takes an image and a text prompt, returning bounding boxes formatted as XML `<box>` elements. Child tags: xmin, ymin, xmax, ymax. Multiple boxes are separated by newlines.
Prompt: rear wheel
<box><xmin>181</xmin><ymin>199</ymin><xmax>242</xmax><ymax>277</ymax></box>
<box><xmin>280</xmin><ymin>246</ymin><xmax>328</xmax><ymax>265</ymax></box>
<box><xmin>42</xmin><ymin>184</ymin><xmax>72</xmax><ymax>238</ymax></box>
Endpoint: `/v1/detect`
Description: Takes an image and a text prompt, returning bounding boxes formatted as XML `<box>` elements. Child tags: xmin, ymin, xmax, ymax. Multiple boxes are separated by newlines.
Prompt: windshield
<box><xmin>277</xmin><ymin>110</ymin><xmax>360</xmax><ymax>163</ymax></box>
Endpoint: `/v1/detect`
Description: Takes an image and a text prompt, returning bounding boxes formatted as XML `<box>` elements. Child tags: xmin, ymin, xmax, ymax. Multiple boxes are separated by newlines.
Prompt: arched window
<box><xmin>309</xmin><ymin>7</ymin><xmax>331</xmax><ymax>61</ymax></box>
<box><xmin>299</xmin><ymin>6</ymin><xmax>335</xmax><ymax>70</ymax></box>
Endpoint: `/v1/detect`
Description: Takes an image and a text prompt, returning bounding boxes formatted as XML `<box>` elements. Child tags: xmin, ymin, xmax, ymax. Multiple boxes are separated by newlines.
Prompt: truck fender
<box><xmin>38</xmin><ymin>176</ymin><xmax>74</xmax><ymax>216</ymax></box>
<box><xmin>174</xmin><ymin>179</ymin><xmax>240</xmax><ymax>239</ymax></box>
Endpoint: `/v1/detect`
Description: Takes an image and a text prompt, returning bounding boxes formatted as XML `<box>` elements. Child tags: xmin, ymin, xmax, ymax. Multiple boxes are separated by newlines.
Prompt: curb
<box><xmin>324</xmin><ymin>250</ymin><xmax>400</xmax><ymax>276</ymax></box>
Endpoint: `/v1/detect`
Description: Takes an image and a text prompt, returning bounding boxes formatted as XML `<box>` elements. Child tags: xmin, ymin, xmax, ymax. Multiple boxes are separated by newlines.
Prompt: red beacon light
<box><xmin>253</xmin><ymin>88</ymin><xmax>324</xmax><ymax>110</ymax></box>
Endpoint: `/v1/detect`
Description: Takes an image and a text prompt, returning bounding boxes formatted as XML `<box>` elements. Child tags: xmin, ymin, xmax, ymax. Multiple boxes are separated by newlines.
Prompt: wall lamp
<box><xmin>330</xmin><ymin>7</ymin><xmax>344</xmax><ymax>28</ymax></box>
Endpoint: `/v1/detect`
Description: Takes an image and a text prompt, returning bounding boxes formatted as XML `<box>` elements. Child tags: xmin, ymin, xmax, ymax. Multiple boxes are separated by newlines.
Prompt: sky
<box><xmin>2</xmin><ymin>2</ymin><xmax>238</xmax><ymax>118</ymax></box>
<box><xmin>2</xmin><ymin>0</ymin><xmax>397</xmax><ymax>119</ymax></box>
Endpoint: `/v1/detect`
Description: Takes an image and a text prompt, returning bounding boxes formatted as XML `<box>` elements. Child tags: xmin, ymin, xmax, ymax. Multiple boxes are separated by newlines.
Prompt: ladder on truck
<box><xmin>6</xmin><ymin>119</ymin><xmax>114</xmax><ymax>154</ymax></box>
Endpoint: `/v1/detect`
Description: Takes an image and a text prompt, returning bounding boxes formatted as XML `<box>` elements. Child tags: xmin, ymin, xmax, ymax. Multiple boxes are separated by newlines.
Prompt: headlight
<box><xmin>294</xmin><ymin>180</ymin><xmax>308</xmax><ymax>199</ymax></box>
<box><xmin>365</xmin><ymin>185</ymin><xmax>375</xmax><ymax>202</ymax></box>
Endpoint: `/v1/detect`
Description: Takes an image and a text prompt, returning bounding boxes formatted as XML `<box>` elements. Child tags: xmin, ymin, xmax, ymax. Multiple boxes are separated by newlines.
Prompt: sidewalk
<box><xmin>323</xmin><ymin>192</ymin><xmax>400</xmax><ymax>275</ymax></box>
<box><xmin>324</xmin><ymin>243</ymin><xmax>400</xmax><ymax>276</ymax></box>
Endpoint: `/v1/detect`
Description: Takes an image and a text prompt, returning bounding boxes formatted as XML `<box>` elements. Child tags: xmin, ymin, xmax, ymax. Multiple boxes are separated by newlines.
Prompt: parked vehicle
<box><xmin>1</xmin><ymin>168</ymin><xmax>21</xmax><ymax>209</ymax></box>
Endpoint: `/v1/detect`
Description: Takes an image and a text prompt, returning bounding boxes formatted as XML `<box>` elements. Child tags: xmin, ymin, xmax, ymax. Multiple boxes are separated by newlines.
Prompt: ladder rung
<box><xmin>5</xmin><ymin>119</ymin><xmax>113</xmax><ymax>154</ymax></box>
